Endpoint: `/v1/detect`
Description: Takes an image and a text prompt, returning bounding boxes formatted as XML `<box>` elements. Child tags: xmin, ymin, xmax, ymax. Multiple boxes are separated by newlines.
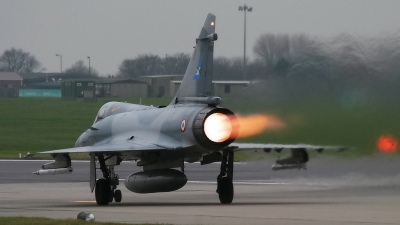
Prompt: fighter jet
<box><xmin>31</xmin><ymin>13</ymin><xmax>344</xmax><ymax>205</ymax></box>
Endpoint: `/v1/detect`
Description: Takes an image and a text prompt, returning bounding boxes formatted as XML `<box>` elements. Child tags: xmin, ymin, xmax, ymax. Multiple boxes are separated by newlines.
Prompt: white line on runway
<box><xmin>118</xmin><ymin>179</ymin><xmax>288</xmax><ymax>185</ymax></box>
<box><xmin>187</xmin><ymin>181</ymin><xmax>289</xmax><ymax>185</ymax></box>
<box><xmin>0</xmin><ymin>159</ymin><xmax>246</xmax><ymax>165</ymax></box>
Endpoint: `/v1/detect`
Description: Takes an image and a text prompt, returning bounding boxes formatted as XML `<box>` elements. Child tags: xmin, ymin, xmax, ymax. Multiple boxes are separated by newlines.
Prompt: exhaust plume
<box><xmin>233</xmin><ymin>114</ymin><xmax>285</xmax><ymax>138</ymax></box>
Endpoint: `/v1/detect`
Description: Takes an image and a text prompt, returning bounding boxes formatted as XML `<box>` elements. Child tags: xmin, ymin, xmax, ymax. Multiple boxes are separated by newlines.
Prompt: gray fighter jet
<box><xmin>32</xmin><ymin>13</ymin><xmax>344</xmax><ymax>205</ymax></box>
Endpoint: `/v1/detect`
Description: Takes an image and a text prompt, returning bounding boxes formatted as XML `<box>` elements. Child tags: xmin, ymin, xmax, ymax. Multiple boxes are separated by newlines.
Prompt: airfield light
<box><xmin>377</xmin><ymin>134</ymin><xmax>398</xmax><ymax>153</ymax></box>
<box><xmin>204</xmin><ymin>113</ymin><xmax>232</xmax><ymax>143</ymax></box>
<box><xmin>87</xmin><ymin>56</ymin><xmax>91</xmax><ymax>75</ymax></box>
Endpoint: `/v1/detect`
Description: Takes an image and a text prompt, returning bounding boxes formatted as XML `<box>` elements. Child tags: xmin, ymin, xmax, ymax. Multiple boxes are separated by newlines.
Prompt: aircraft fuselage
<box><xmin>75</xmin><ymin>102</ymin><xmax>238</xmax><ymax>162</ymax></box>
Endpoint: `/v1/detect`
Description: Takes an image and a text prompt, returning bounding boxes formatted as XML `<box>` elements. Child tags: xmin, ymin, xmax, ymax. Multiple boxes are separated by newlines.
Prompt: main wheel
<box><xmin>95</xmin><ymin>179</ymin><xmax>111</xmax><ymax>205</ymax></box>
<box><xmin>114</xmin><ymin>190</ymin><xmax>122</xmax><ymax>203</ymax></box>
<box><xmin>217</xmin><ymin>177</ymin><xmax>234</xmax><ymax>204</ymax></box>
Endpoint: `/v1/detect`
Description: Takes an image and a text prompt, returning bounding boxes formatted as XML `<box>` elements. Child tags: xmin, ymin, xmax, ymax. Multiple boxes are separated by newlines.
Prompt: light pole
<box><xmin>87</xmin><ymin>56</ymin><xmax>91</xmax><ymax>75</ymax></box>
<box><xmin>238</xmin><ymin>4</ymin><xmax>252</xmax><ymax>80</ymax></box>
<box><xmin>55</xmin><ymin>54</ymin><xmax>62</xmax><ymax>73</ymax></box>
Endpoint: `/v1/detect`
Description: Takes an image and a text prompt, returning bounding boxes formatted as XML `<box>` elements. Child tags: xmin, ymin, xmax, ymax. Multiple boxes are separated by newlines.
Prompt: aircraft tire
<box><xmin>218</xmin><ymin>177</ymin><xmax>234</xmax><ymax>204</ymax></box>
<box><xmin>95</xmin><ymin>179</ymin><xmax>111</xmax><ymax>205</ymax></box>
<box><xmin>114</xmin><ymin>190</ymin><xmax>122</xmax><ymax>203</ymax></box>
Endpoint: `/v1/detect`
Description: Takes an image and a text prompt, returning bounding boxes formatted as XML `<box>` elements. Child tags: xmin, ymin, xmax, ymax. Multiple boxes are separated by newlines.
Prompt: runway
<box><xmin>1</xmin><ymin>156</ymin><xmax>400</xmax><ymax>224</ymax></box>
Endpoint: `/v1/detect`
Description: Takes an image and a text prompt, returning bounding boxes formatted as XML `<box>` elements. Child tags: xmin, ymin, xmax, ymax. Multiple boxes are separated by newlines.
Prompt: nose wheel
<box><xmin>216</xmin><ymin>149</ymin><xmax>234</xmax><ymax>204</ymax></box>
<box><xmin>95</xmin><ymin>154</ymin><xmax>123</xmax><ymax>205</ymax></box>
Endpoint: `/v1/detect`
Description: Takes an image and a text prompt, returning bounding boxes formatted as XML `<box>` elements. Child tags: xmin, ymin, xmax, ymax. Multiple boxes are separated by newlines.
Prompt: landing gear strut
<box><xmin>95</xmin><ymin>154</ymin><xmax>122</xmax><ymax>205</ymax></box>
<box><xmin>217</xmin><ymin>149</ymin><xmax>234</xmax><ymax>204</ymax></box>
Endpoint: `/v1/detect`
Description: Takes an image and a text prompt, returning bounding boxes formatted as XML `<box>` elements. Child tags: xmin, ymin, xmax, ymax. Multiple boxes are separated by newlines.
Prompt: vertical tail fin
<box><xmin>171</xmin><ymin>13</ymin><xmax>217</xmax><ymax>104</ymax></box>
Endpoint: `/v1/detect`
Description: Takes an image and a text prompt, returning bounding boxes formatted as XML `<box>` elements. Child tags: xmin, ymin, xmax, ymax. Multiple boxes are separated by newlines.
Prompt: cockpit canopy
<box><xmin>94</xmin><ymin>101</ymin><xmax>151</xmax><ymax>124</ymax></box>
<box><xmin>94</xmin><ymin>102</ymin><xmax>116</xmax><ymax>124</ymax></box>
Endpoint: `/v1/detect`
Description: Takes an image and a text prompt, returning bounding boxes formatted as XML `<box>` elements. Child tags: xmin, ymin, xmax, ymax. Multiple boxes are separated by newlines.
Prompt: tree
<box><xmin>0</xmin><ymin>48</ymin><xmax>44</xmax><ymax>73</ymax></box>
<box><xmin>253</xmin><ymin>33</ymin><xmax>290</xmax><ymax>71</ymax></box>
<box><xmin>65</xmin><ymin>60</ymin><xmax>99</xmax><ymax>77</ymax></box>
<box><xmin>118</xmin><ymin>54</ymin><xmax>162</xmax><ymax>78</ymax></box>
<box><xmin>163</xmin><ymin>53</ymin><xmax>190</xmax><ymax>75</ymax></box>
<box><xmin>213</xmin><ymin>56</ymin><xmax>245</xmax><ymax>80</ymax></box>
<box><xmin>118</xmin><ymin>53</ymin><xmax>190</xmax><ymax>78</ymax></box>
<box><xmin>253</xmin><ymin>33</ymin><xmax>320</xmax><ymax>77</ymax></box>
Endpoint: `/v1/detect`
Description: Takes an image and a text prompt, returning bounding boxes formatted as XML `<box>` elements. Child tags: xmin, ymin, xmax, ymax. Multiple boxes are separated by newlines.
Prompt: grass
<box><xmin>1</xmin><ymin>95</ymin><xmax>399</xmax><ymax>159</ymax></box>
<box><xmin>0</xmin><ymin>217</ymin><xmax>166</xmax><ymax>225</ymax></box>
<box><xmin>0</xmin><ymin>98</ymin><xmax>170</xmax><ymax>159</ymax></box>
<box><xmin>224</xmin><ymin>93</ymin><xmax>400</xmax><ymax>157</ymax></box>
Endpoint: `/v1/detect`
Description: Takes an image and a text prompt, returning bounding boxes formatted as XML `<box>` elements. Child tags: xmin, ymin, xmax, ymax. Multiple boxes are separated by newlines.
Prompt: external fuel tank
<box><xmin>124</xmin><ymin>169</ymin><xmax>187</xmax><ymax>193</ymax></box>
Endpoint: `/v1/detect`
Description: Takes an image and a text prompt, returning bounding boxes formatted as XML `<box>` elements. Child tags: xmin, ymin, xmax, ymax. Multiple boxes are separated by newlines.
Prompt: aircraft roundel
<box><xmin>180</xmin><ymin>118</ymin><xmax>187</xmax><ymax>133</ymax></box>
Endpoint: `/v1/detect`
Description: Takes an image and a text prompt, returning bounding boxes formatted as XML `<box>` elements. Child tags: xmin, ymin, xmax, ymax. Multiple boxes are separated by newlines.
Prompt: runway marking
<box><xmin>118</xmin><ymin>179</ymin><xmax>288</xmax><ymax>185</ymax></box>
<box><xmin>74</xmin><ymin>200</ymin><xmax>96</xmax><ymax>203</ymax></box>
<box><xmin>187</xmin><ymin>181</ymin><xmax>289</xmax><ymax>185</ymax></box>
<box><xmin>0</xmin><ymin>159</ymin><xmax>84</xmax><ymax>162</ymax></box>
<box><xmin>0</xmin><ymin>159</ymin><xmax>246</xmax><ymax>165</ymax></box>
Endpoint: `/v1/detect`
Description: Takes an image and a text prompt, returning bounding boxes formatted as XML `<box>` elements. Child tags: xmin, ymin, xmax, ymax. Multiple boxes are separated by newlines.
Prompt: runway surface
<box><xmin>1</xmin><ymin>156</ymin><xmax>400</xmax><ymax>224</ymax></box>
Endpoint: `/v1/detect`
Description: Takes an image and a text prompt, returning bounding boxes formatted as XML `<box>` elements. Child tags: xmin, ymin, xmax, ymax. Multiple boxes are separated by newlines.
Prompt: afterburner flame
<box><xmin>235</xmin><ymin>114</ymin><xmax>285</xmax><ymax>138</ymax></box>
<box><xmin>377</xmin><ymin>134</ymin><xmax>398</xmax><ymax>153</ymax></box>
<box><xmin>204</xmin><ymin>113</ymin><xmax>233</xmax><ymax>143</ymax></box>
<box><xmin>203</xmin><ymin>113</ymin><xmax>285</xmax><ymax>142</ymax></box>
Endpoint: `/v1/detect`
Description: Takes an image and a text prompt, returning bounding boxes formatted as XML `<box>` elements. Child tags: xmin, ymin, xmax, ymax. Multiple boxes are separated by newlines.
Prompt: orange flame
<box><xmin>204</xmin><ymin>113</ymin><xmax>233</xmax><ymax>143</ymax></box>
<box><xmin>234</xmin><ymin>114</ymin><xmax>285</xmax><ymax>138</ymax></box>
<box><xmin>377</xmin><ymin>134</ymin><xmax>398</xmax><ymax>153</ymax></box>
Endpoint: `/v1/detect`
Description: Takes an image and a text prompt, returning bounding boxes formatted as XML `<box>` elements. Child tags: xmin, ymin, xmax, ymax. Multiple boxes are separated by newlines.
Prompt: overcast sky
<box><xmin>1</xmin><ymin>0</ymin><xmax>399</xmax><ymax>76</ymax></box>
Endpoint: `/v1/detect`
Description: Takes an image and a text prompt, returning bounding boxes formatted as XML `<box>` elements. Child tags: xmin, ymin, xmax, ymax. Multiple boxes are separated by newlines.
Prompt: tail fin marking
<box><xmin>193</xmin><ymin>53</ymin><xmax>205</xmax><ymax>81</ymax></box>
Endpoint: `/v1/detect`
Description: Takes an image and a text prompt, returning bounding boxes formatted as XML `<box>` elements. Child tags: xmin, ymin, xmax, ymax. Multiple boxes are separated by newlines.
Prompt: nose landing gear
<box><xmin>95</xmin><ymin>154</ymin><xmax>122</xmax><ymax>205</ymax></box>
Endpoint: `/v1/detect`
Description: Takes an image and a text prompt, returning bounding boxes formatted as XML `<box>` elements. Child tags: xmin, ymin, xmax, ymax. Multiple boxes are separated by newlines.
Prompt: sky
<box><xmin>1</xmin><ymin>0</ymin><xmax>399</xmax><ymax>76</ymax></box>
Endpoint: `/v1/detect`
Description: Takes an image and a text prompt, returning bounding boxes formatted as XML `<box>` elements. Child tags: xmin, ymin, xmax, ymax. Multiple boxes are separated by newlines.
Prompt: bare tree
<box><xmin>118</xmin><ymin>53</ymin><xmax>189</xmax><ymax>78</ymax></box>
<box><xmin>65</xmin><ymin>60</ymin><xmax>99</xmax><ymax>77</ymax></box>
<box><xmin>289</xmin><ymin>33</ymin><xmax>319</xmax><ymax>57</ymax></box>
<box><xmin>0</xmin><ymin>48</ymin><xmax>44</xmax><ymax>73</ymax></box>
<box><xmin>118</xmin><ymin>54</ymin><xmax>163</xmax><ymax>78</ymax></box>
<box><xmin>253</xmin><ymin>33</ymin><xmax>290</xmax><ymax>69</ymax></box>
<box><xmin>163</xmin><ymin>53</ymin><xmax>190</xmax><ymax>74</ymax></box>
<box><xmin>253</xmin><ymin>33</ymin><xmax>321</xmax><ymax>69</ymax></box>
<box><xmin>213</xmin><ymin>56</ymin><xmax>244</xmax><ymax>80</ymax></box>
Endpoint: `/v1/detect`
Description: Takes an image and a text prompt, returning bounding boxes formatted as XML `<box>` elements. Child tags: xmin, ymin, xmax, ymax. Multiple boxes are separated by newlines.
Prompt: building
<box><xmin>0</xmin><ymin>72</ymin><xmax>23</xmax><ymax>97</ymax></box>
<box><xmin>18</xmin><ymin>73</ymin><xmax>148</xmax><ymax>99</ymax></box>
<box><xmin>61</xmin><ymin>78</ymin><xmax>149</xmax><ymax>99</ymax></box>
<box><xmin>170</xmin><ymin>80</ymin><xmax>250</xmax><ymax>97</ymax></box>
<box><xmin>19</xmin><ymin>73</ymin><xmax>66</xmax><ymax>86</ymax></box>
<box><xmin>4</xmin><ymin>72</ymin><xmax>249</xmax><ymax>99</ymax></box>
<box><xmin>137</xmin><ymin>75</ymin><xmax>183</xmax><ymax>97</ymax></box>
<box><xmin>109</xmin><ymin>79</ymin><xmax>148</xmax><ymax>98</ymax></box>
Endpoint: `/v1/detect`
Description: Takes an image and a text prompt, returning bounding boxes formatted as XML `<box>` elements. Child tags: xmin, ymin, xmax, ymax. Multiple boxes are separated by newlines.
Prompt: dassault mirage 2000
<box><xmin>31</xmin><ymin>13</ymin><xmax>344</xmax><ymax>205</ymax></box>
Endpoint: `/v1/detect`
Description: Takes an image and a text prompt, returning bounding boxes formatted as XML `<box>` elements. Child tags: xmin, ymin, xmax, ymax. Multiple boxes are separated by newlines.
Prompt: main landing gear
<box><xmin>217</xmin><ymin>149</ymin><xmax>234</xmax><ymax>204</ymax></box>
<box><xmin>95</xmin><ymin>154</ymin><xmax>122</xmax><ymax>205</ymax></box>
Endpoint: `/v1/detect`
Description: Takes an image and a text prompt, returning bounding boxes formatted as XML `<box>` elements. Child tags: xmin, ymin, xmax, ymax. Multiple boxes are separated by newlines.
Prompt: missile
<box><xmin>33</xmin><ymin>167</ymin><xmax>73</xmax><ymax>175</ymax></box>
